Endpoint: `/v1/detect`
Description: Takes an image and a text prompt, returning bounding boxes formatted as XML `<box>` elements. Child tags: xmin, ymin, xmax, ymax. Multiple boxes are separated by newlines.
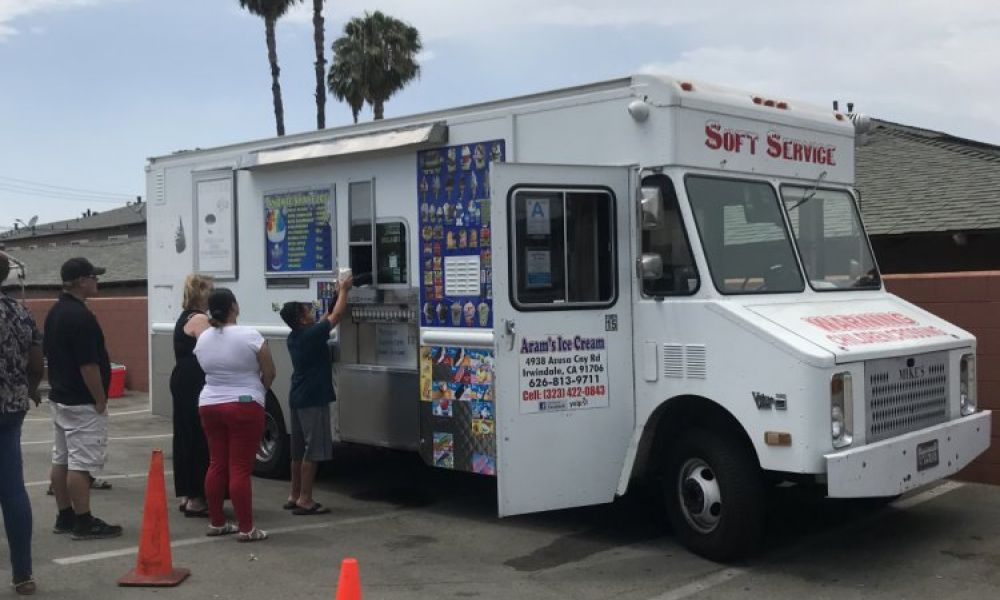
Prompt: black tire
<box><xmin>254</xmin><ymin>391</ymin><xmax>290</xmax><ymax>479</ymax></box>
<box><xmin>662</xmin><ymin>428</ymin><xmax>764</xmax><ymax>561</ymax></box>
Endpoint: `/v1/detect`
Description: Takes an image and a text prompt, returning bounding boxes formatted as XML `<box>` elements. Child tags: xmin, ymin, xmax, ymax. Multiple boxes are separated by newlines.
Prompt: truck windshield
<box><xmin>781</xmin><ymin>186</ymin><xmax>881</xmax><ymax>290</ymax></box>
<box><xmin>686</xmin><ymin>175</ymin><xmax>803</xmax><ymax>294</ymax></box>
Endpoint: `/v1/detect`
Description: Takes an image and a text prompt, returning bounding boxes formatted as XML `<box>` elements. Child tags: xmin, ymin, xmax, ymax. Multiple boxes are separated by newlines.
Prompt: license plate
<box><xmin>917</xmin><ymin>440</ymin><xmax>939</xmax><ymax>471</ymax></box>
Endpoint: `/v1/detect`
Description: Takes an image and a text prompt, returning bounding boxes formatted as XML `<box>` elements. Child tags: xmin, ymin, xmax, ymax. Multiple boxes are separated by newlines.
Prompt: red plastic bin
<box><xmin>108</xmin><ymin>364</ymin><xmax>126</xmax><ymax>398</ymax></box>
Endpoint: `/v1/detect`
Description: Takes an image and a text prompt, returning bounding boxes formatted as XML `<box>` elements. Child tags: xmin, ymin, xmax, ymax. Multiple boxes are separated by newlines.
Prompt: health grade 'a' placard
<box><xmin>519</xmin><ymin>335</ymin><xmax>609</xmax><ymax>413</ymax></box>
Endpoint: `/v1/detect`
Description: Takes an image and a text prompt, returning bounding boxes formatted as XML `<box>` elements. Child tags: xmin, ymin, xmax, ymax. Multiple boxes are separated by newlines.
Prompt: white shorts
<box><xmin>51</xmin><ymin>402</ymin><xmax>108</xmax><ymax>472</ymax></box>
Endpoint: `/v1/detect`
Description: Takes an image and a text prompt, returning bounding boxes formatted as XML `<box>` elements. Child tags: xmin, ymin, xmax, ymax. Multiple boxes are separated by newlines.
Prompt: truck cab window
<box><xmin>511</xmin><ymin>188</ymin><xmax>616</xmax><ymax>309</ymax></box>
<box><xmin>781</xmin><ymin>186</ymin><xmax>881</xmax><ymax>290</ymax></box>
<box><xmin>641</xmin><ymin>174</ymin><xmax>699</xmax><ymax>296</ymax></box>
<box><xmin>349</xmin><ymin>180</ymin><xmax>374</xmax><ymax>280</ymax></box>
<box><xmin>686</xmin><ymin>175</ymin><xmax>803</xmax><ymax>294</ymax></box>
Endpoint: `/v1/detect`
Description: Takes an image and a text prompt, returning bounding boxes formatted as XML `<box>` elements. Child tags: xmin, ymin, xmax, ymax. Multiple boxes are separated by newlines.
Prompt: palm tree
<box><xmin>327</xmin><ymin>57</ymin><xmax>365</xmax><ymax>123</ymax></box>
<box><xmin>312</xmin><ymin>0</ymin><xmax>326</xmax><ymax>129</ymax></box>
<box><xmin>238</xmin><ymin>0</ymin><xmax>302</xmax><ymax>136</ymax></box>
<box><xmin>328</xmin><ymin>11</ymin><xmax>421</xmax><ymax>121</ymax></box>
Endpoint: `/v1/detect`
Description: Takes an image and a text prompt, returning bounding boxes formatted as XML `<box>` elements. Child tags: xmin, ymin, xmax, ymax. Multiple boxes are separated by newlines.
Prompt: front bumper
<box><xmin>825</xmin><ymin>411</ymin><xmax>992</xmax><ymax>497</ymax></box>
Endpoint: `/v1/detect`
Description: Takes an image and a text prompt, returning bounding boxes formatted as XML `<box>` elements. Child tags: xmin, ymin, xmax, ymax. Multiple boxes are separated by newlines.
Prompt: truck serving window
<box><xmin>781</xmin><ymin>186</ymin><xmax>881</xmax><ymax>290</ymax></box>
<box><xmin>686</xmin><ymin>175</ymin><xmax>803</xmax><ymax>294</ymax></box>
<box><xmin>348</xmin><ymin>180</ymin><xmax>374</xmax><ymax>281</ymax></box>
<box><xmin>641</xmin><ymin>174</ymin><xmax>699</xmax><ymax>296</ymax></box>
<box><xmin>510</xmin><ymin>188</ymin><xmax>616</xmax><ymax>309</ymax></box>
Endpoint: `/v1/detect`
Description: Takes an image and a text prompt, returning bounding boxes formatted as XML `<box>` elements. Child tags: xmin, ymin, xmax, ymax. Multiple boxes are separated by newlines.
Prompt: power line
<box><xmin>0</xmin><ymin>184</ymin><xmax>130</xmax><ymax>204</ymax></box>
<box><xmin>0</xmin><ymin>174</ymin><xmax>135</xmax><ymax>198</ymax></box>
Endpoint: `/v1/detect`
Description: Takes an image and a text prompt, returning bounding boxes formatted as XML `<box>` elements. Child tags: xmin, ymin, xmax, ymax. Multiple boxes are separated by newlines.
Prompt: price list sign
<box><xmin>518</xmin><ymin>335</ymin><xmax>609</xmax><ymax>414</ymax></box>
<box><xmin>264</xmin><ymin>189</ymin><xmax>333</xmax><ymax>274</ymax></box>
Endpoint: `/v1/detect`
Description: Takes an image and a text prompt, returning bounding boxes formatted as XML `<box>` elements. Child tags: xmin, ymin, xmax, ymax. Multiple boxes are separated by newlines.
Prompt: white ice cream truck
<box><xmin>146</xmin><ymin>74</ymin><xmax>990</xmax><ymax>560</ymax></box>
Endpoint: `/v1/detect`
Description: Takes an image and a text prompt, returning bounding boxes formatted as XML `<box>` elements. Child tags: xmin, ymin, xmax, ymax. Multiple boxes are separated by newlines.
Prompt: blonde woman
<box><xmin>170</xmin><ymin>274</ymin><xmax>213</xmax><ymax>516</ymax></box>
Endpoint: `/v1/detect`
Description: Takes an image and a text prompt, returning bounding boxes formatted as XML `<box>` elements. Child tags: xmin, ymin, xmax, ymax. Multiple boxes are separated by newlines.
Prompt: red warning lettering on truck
<box><xmin>802</xmin><ymin>312</ymin><xmax>949</xmax><ymax>346</ymax></box>
<box><xmin>704</xmin><ymin>121</ymin><xmax>837</xmax><ymax>166</ymax></box>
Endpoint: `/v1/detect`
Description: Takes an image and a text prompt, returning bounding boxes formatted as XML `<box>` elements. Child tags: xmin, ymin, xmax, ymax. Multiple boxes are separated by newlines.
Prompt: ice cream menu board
<box><xmin>417</xmin><ymin>140</ymin><xmax>505</xmax><ymax>328</ymax></box>
<box><xmin>264</xmin><ymin>189</ymin><xmax>333</xmax><ymax>274</ymax></box>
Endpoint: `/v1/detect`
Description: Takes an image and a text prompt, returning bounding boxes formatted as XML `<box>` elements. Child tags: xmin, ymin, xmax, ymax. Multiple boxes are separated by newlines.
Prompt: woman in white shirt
<box><xmin>194</xmin><ymin>288</ymin><xmax>276</xmax><ymax>542</ymax></box>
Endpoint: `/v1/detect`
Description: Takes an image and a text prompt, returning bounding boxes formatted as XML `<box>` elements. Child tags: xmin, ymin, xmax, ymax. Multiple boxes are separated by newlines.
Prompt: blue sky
<box><xmin>2</xmin><ymin>0</ymin><xmax>999</xmax><ymax>225</ymax></box>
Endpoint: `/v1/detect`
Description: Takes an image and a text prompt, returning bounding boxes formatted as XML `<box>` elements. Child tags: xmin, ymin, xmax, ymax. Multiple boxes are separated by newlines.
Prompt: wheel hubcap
<box><xmin>257</xmin><ymin>412</ymin><xmax>278</xmax><ymax>463</ymax></box>
<box><xmin>677</xmin><ymin>458</ymin><xmax>722</xmax><ymax>533</ymax></box>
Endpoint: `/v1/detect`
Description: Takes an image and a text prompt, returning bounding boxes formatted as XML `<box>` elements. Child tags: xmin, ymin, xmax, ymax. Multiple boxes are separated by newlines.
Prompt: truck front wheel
<box><xmin>662</xmin><ymin>429</ymin><xmax>764</xmax><ymax>561</ymax></box>
<box><xmin>254</xmin><ymin>391</ymin><xmax>290</xmax><ymax>479</ymax></box>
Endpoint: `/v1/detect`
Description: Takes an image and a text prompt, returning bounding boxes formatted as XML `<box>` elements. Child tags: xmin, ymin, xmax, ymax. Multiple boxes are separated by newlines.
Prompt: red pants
<box><xmin>199</xmin><ymin>402</ymin><xmax>265</xmax><ymax>532</ymax></box>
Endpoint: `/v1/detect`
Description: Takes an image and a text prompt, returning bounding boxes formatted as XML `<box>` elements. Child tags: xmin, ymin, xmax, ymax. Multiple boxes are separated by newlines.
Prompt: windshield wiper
<box><xmin>786</xmin><ymin>170</ymin><xmax>828</xmax><ymax>211</ymax></box>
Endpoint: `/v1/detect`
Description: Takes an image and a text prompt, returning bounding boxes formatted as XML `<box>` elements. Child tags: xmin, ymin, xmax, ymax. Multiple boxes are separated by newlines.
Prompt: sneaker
<box><xmin>12</xmin><ymin>576</ymin><xmax>36</xmax><ymax>596</ymax></box>
<box><xmin>52</xmin><ymin>514</ymin><xmax>74</xmax><ymax>535</ymax></box>
<box><xmin>206</xmin><ymin>522</ymin><xmax>239</xmax><ymax>537</ymax></box>
<box><xmin>237</xmin><ymin>527</ymin><xmax>268</xmax><ymax>543</ymax></box>
<box><xmin>70</xmin><ymin>517</ymin><xmax>123</xmax><ymax>540</ymax></box>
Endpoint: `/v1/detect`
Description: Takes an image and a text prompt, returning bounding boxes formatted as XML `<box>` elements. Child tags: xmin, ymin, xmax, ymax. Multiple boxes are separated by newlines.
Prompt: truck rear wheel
<box><xmin>662</xmin><ymin>429</ymin><xmax>764</xmax><ymax>561</ymax></box>
<box><xmin>254</xmin><ymin>391</ymin><xmax>290</xmax><ymax>479</ymax></box>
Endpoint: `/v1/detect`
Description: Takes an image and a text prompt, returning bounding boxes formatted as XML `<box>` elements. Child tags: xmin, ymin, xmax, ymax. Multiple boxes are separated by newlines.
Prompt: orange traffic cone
<box><xmin>335</xmin><ymin>558</ymin><xmax>362</xmax><ymax>600</ymax></box>
<box><xmin>118</xmin><ymin>449</ymin><xmax>190</xmax><ymax>587</ymax></box>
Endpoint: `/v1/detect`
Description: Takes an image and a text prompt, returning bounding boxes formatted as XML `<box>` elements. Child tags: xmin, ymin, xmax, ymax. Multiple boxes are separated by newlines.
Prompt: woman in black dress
<box><xmin>170</xmin><ymin>274</ymin><xmax>213</xmax><ymax>516</ymax></box>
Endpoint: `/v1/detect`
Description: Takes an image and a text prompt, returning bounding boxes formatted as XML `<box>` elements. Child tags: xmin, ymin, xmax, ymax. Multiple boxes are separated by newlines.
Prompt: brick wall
<box><xmin>25</xmin><ymin>296</ymin><xmax>149</xmax><ymax>393</ymax></box>
<box><xmin>884</xmin><ymin>271</ymin><xmax>1000</xmax><ymax>485</ymax></box>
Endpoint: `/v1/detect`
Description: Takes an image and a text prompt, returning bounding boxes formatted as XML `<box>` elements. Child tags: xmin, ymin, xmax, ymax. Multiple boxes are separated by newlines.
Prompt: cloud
<box><xmin>634</xmin><ymin>1</ymin><xmax>1000</xmax><ymax>143</ymax></box>
<box><xmin>275</xmin><ymin>0</ymin><xmax>1000</xmax><ymax>142</ymax></box>
<box><xmin>286</xmin><ymin>0</ymin><xmax>707</xmax><ymax>40</ymax></box>
<box><xmin>0</xmin><ymin>0</ymin><xmax>124</xmax><ymax>41</ymax></box>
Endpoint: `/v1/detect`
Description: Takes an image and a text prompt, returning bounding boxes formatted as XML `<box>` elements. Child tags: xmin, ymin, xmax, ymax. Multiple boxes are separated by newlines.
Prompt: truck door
<box><xmin>491</xmin><ymin>163</ymin><xmax>635</xmax><ymax>516</ymax></box>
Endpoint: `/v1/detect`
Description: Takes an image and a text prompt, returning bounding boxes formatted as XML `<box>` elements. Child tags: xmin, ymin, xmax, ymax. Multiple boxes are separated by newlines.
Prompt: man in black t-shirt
<box><xmin>279</xmin><ymin>275</ymin><xmax>351</xmax><ymax>515</ymax></box>
<box><xmin>44</xmin><ymin>257</ymin><xmax>122</xmax><ymax>540</ymax></box>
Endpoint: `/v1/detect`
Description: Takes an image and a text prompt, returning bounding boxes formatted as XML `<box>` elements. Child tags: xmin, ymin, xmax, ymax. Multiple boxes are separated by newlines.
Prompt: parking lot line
<box><xmin>640</xmin><ymin>480</ymin><xmax>966</xmax><ymax>600</ymax></box>
<box><xmin>891</xmin><ymin>480</ymin><xmax>964</xmax><ymax>509</ymax></box>
<box><xmin>52</xmin><ymin>511</ymin><xmax>404</xmax><ymax>565</ymax></box>
<box><xmin>24</xmin><ymin>408</ymin><xmax>152</xmax><ymax>422</ymax></box>
<box><xmin>646</xmin><ymin>568</ymin><xmax>748</xmax><ymax>600</ymax></box>
<box><xmin>24</xmin><ymin>470</ymin><xmax>174</xmax><ymax>488</ymax></box>
<box><xmin>21</xmin><ymin>433</ymin><xmax>173</xmax><ymax>446</ymax></box>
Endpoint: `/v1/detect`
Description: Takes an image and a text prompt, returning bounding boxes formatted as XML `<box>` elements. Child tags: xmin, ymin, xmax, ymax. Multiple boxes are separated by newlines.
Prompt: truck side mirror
<box><xmin>639</xmin><ymin>186</ymin><xmax>663</xmax><ymax>230</ymax></box>
<box><xmin>639</xmin><ymin>253</ymin><xmax>664</xmax><ymax>280</ymax></box>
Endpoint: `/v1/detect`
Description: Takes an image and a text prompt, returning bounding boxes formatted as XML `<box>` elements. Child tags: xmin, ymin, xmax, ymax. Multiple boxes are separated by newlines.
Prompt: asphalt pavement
<box><xmin>7</xmin><ymin>392</ymin><xmax>1000</xmax><ymax>599</ymax></box>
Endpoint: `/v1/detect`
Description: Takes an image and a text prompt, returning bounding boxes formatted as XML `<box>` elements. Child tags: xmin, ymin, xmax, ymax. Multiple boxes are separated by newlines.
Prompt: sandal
<box><xmin>206</xmin><ymin>522</ymin><xmax>239</xmax><ymax>537</ymax></box>
<box><xmin>282</xmin><ymin>500</ymin><xmax>298</xmax><ymax>510</ymax></box>
<box><xmin>292</xmin><ymin>502</ymin><xmax>331</xmax><ymax>515</ymax></box>
<box><xmin>237</xmin><ymin>528</ymin><xmax>268</xmax><ymax>543</ymax></box>
<box><xmin>13</xmin><ymin>577</ymin><xmax>36</xmax><ymax>596</ymax></box>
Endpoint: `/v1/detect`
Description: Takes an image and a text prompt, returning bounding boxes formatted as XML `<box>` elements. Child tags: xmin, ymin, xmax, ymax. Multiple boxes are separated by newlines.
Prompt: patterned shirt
<box><xmin>0</xmin><ymin>292</ymin><xmax>42</xmax><ymax>413</ymax></box>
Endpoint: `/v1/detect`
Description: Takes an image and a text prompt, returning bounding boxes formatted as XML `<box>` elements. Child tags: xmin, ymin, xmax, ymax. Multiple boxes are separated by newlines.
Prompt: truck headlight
<box><xmin>831</xmin><ymin>372</ymin><xmax>853</xmax><ymax>449</ymax></box>
<box><xmin>960</xmin><ymin>354</ymin><xmax>977</xmax><ymax>416</ymax></box>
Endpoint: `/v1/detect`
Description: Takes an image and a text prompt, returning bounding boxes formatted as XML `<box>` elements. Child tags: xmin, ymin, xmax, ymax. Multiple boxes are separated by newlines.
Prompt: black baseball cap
<box><xmin>61</xmin><ymin>257</ymin><xmax>106</xmax><ymax>282</ymax></box>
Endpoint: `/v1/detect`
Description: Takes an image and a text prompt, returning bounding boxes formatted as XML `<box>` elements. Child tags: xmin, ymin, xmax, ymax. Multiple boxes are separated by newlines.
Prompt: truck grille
<box><xmin>865</xmin><ymin>352</ymin><xmax>948</xmax><ymax>443</ymax></box>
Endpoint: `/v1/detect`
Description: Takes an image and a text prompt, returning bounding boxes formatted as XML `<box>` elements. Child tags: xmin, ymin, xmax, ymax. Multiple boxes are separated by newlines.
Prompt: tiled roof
<box><xmin>1</xmin><ymin>237</ymin><xmax>146</xmax><ymax>289</ymax></box>
<box><xmin>856</xmin><ymin>120</ymin><xmax>1000</xmax><ymax>235</ymax></box>
<box><xmin>0</xmin><ymin>202</ymin><xmax>146</xmax><ymax>241</ymax></box>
